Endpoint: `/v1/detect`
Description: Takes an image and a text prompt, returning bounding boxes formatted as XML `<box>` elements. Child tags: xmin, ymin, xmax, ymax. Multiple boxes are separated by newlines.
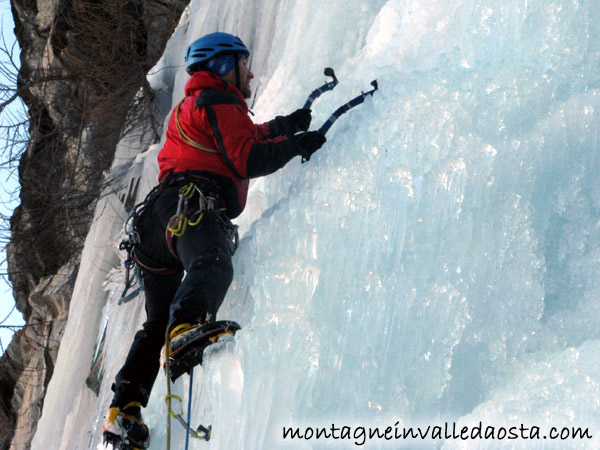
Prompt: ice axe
<box><xmin>303</xmin><ymin>67</ymin><xmax>339</xmax><ymax>109</ymax></box>
<box><xmin>318</xmin><ymin>79</ymin><xmax>378</xmax><ymax>136</ymax></box>
<box><xmin>297</xmin><ymin>70</ymin><xmax>379</xmax><ymax>163</ymax></box>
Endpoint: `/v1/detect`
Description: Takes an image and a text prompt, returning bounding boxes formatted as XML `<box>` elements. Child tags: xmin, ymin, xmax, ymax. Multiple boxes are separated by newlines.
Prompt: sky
<box><xmin>0</xmin><ymin>2</ymin><xmax>26</xmax><ymax>355</ymax></box>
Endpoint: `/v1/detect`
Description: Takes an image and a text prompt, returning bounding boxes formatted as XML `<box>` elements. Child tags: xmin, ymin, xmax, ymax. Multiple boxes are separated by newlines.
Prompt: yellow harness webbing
<box><xmin>175</xmin><ymin>99</ymin><xmax>220</xmax><ymax>154</ymax></box>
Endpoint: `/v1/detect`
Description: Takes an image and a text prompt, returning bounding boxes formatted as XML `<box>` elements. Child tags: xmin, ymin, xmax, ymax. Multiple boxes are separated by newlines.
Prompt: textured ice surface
<box><xmin>32</xmin><ymin>0</ymin><xmax>600</xmax><ymax>448</ymax></box>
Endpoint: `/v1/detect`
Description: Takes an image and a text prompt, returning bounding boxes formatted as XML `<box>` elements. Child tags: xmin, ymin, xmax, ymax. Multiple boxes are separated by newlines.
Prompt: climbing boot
<box><xmin>102</xmin><ymin>402</ymin><xmax>150</xmax><ymax>449</ymax></box>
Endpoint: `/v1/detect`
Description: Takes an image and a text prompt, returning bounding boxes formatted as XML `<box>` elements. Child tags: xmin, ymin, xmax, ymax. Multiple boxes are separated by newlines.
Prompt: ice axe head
<box><xmin>324</xmin><ymin>67</ymin><xmax>338</xmax><ymax>83</ymax></box>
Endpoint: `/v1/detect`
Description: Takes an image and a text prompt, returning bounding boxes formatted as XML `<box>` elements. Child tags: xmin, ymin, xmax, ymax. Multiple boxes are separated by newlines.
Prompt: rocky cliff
<box><xmin>1</xmin><ymin>1</ymin><xmax>189</xmax><ymax>447</ymax></box>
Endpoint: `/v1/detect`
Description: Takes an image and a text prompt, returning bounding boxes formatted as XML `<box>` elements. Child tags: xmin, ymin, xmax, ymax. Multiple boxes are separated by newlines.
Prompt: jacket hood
<box><xmin>184</xmin><ymin>71</ymin><xmax>246</xmax><ymax>107</ymax></box>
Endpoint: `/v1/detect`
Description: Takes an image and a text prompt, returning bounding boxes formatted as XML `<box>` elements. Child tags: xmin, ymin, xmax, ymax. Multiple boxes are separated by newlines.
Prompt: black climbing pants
<box><xmin>111</xmin><ymin>184</ymin><xmax>235</xmax><ymax>408</ymax></box>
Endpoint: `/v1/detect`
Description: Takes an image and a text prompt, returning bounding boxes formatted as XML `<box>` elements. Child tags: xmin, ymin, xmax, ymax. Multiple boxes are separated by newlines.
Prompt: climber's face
<box><xmin>223</xmin><ymin>55</ymin><xmax>254</xmax><ymax>99</ymax></box>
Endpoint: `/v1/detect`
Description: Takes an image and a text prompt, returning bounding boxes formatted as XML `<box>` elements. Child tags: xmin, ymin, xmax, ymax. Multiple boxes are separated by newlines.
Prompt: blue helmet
<box><xmin>185</xmin><ymin>32</ymin><xmax>250</xmax><ymax>73</ymax></box>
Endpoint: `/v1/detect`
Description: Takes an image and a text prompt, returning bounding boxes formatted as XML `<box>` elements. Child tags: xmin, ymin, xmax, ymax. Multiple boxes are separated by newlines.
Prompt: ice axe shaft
<box><xmin>303</xmin><ymin>67</ymin><xmax>338</xmax><ymax>109</ymax></box>
<box><xmin>318</xmin><ymin>80</ymin><xmax>378</xmax><ymax>136</ymax></box>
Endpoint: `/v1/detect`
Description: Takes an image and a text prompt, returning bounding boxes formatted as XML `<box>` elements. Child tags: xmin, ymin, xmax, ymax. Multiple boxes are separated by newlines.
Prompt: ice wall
<box><xmin>33</xmin><ymin>0</ymin><xmax>600</xmax><ymax>448</ymax></box>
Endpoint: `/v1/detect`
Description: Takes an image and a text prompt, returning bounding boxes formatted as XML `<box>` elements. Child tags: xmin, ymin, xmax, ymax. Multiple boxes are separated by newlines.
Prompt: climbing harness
<box><xmin>118</xmin><ymin>174</ymin><xmax>236</xmax><ymax>305</ymax></box>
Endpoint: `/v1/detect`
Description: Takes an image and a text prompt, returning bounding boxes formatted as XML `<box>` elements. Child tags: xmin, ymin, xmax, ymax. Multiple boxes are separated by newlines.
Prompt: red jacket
<box><xmin>158</xmin><ymin>72</ymin><xmax>300</xmax><ymax>218</ymax></box>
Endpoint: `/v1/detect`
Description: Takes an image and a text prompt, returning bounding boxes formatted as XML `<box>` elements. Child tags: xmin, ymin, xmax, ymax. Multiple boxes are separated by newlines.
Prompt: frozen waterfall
<box><xmin>32</xmin><ymin>0</ymin><xmax>600</xmax><ymax>448</ymax></box>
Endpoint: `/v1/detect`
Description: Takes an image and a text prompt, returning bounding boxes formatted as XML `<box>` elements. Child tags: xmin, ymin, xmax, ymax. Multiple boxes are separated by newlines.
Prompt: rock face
<box><xmin>2</xmin><ymin>1</ymin><xmax>189</xmax><ymax>447</ymax></box>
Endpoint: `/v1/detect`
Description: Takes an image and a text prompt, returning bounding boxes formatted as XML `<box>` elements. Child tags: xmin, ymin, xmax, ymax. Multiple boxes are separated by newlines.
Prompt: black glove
<box><xmin>270</xmin><ymin>108</ymin><xmax>312</xmax><ymax>136</ymax></box>
<box><xmin>294</xmin><ymin>131</ymin><xmax>327</xmax><ymax>162</ymax></box>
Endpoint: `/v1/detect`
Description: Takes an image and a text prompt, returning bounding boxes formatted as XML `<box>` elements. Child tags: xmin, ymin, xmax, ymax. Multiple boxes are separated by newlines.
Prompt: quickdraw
<box><xmin>164</xmin><ymin>331</ymin><xmax>211</xmax><ymax>450</ymax></box>
<box><xmin>164</xmin><ymin>393</ymin><xmax>211</xmax><ymax>442</ymax></box>
<box><xmin>167</xmin><ymin>182</ymin><xmax>218</xmax><ymax>238</ymax></box>
<box><xmin>119</xmin><ymin>187</ymin><xmax>160</xmax><ymax>304</ymax></box>
<box><xmin>118</xmin><ymin>254</ymin><xmax>144</xmax><ymax>305</ymax></box>
<box><xmin>217</xmin><ymin>213</ymin><xmax>240</xmax><ymax>255</ymax></box>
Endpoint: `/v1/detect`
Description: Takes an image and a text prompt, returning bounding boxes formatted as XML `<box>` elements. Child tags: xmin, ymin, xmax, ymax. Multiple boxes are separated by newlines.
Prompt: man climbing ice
<box><xmin>103</xmin><ymin>31</ymin><xmax>326</xmax><ymax>449</ymax></box>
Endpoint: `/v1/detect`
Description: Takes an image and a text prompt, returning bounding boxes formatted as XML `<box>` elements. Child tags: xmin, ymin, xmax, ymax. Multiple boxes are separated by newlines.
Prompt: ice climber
<box><xmin>103</xmin><ymin>32</ymin><xmax>326</xmax><ymax>448</ymax></box>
